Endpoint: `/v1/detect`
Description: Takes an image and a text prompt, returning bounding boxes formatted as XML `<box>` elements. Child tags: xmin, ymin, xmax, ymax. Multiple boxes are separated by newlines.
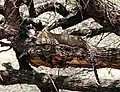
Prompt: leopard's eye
<box><xmin>37</xmin><ymin>50</ymin><xmax>41</xmax><ymax>54</ymax></box>
<box><xmin>41</xmin><ymin>44</ymin><xmax>51</xmax><ymax>51</ymax></box>
<box><xmin>45</xmin><ymin>45</ymin><xmax>51</xmax><ymax>49</ymax></box>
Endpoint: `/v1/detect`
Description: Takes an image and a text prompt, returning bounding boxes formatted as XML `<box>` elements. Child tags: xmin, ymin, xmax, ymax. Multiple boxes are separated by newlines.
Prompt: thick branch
<box><xmin>0</xmin><ymin>4</ymin><xmax>4</xmax><ymax>15</ymax></box>
<box><xmin>34</xmin><ymin>1</ymin><xmax>69</xmax><ymax>17</ymax></box>
<box><xmin>47</xmin><ymin>9</ymin><xmax>83</xmax><ymax>30</ymax></box>
<box><xmin>1</xmin><ymin>67</ymin><xmax>120</xmax><ymax>91</ymax></box>
<box><xmin>78</xmin><ymin>0</ymin><xmax>120</xmax><ymax>36</ymax></box>
<box><xmin>4</xmin><ymin>0</ymin><xmax>22</xmax><ymax>29</ymax></box>
<box><xmin>45</xmin><ymin>0</ymin><xmax>120</xmax><ymax>36</ymax></box>
<box><xmin>25</xmin><ymin>0</ymin><xmax>36</xmax><ymax>17</ymax></box>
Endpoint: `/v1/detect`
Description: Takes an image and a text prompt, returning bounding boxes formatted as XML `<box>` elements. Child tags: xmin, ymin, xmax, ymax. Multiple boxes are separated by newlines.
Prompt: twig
<box><xmin>47</xmin><ymin>74</ymin><xmax>59</xmax><ymax>92</ymax></box>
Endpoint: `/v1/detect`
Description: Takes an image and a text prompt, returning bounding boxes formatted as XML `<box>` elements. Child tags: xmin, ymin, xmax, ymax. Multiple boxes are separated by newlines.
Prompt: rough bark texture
<box><xmin>0</xmin><ymin>5</ymin><xmax>4</xmax><ymax>15</ymax></box>
<box><xmin>25</xmin><ymin>0</ymin><xmax>37</xmax><ymax>17</ymax></box>
<box><xmin>0</xmin><ymin>66</ymin><xmax>120</xmax><ymax>92</ymax></box>
<box><xmin>45</xmin><ymin>0</ymin><xmax>120</xmax><ymax>36</ymax></box>
<box><xmin>0</xmin><ymin>0</ymin><xmax>21</xmax><ymax>39</ymax></box>
<box><xmin>29</xmin><ymin>44</ymin><xmax>120</xmax><ymax>69</ymax></box>
<box><xmin>34</xmin><ymin>0</ymin><xmax>69</xmax><ymax>17</ymax></box>
<box><xmin>0</xmin><ymin>0</ymin><xmax>120</xmax><ymax>69</ymax></box>
<box><xmin>0</xmin><ymin>0</ymin><xmax>34</xmax><ymax>70</ymax></box>
<box><xmin>0</xmin><ymin>0</ymin><xmax>120</xmax><ymax>91</ymax></box>
<box><xmin>78</xmin><ymin>0</ymin><xmax>120</xmax><ymax>36</ymax></box>
<box><xmin>4</xmin><ymin>0</ymin><xmax>22</xmax><ymax>30</ymax></box>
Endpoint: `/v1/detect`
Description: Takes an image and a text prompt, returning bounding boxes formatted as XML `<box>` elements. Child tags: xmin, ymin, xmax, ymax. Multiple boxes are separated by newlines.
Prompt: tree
<box><xmin>0</xmin><ymin>0</ymin><xmax>120</xmax><ymax>91</ymax></box>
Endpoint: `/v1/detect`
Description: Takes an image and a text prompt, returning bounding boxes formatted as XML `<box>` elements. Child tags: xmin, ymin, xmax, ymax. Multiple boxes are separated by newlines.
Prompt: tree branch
<box><xmin>34</xmin><ymin>1</ymin><xmax>69</xmax><ymax>17</ymax></box>
<box><xmin>1</xmin><ymin>66</ymin><xmax>120</xmax><ymax>92</ymax></box>
<box><xmin>4</xmin><ymin>0</ymin><xmax>22</xmax><ymax>29</ymax></box>
<box><xmin>44</xmin><ymin>0</ymin><xmax>120</xmax><ymax>36</ymax></box>
<box><xmin>25</xmin><ymin>0</ymin><xmax>36</xmax><ymax>17</ymax></box>
<box><xmin>78</xmin><ymin>0</ymin><xmax>120</xmax><ymax>36</ymax></box>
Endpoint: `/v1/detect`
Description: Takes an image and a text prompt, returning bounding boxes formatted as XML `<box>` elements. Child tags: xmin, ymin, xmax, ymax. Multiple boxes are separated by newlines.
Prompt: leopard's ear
<box><xmin>36</xmin><ymin>27</ymin><xmax>57</xmax><ymax>45</ymax></box>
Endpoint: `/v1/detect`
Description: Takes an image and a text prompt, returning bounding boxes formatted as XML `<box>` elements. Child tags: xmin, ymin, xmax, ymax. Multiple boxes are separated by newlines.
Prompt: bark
<box><xmin>0</xmin><ymin>5</ymin><xmax>4</xmax><ymax>15</ymax></box>
<box><xmin>44</xmin><ymin>0</ymin><xmax>120</xmax><ymax>37</ymax></box>
<box><xmin>0</xmin><ymin>66</ymin><xmax>120</xmax><ymax>92</ymax></box>
<box><xmin>22</xmin><ymin>0</ymin><xmax>70</xmax><ymax>31</ymax></box>
<box><xmin>78</xmin><ymin>0</ymin><xmax>120</xmax><ymax>36</ymax></box>
<box><xmin>0</xmin><ymin>0</ymin><xmax>22</xmax><ymax>38</ymax></box>
<box><xmin>20</xmin><ymin>0</ymin><xmax>120</xmax><ymax>37</ymax></box>
<box><xmin>4</xmin><ymin>0</ymin><xmax>22</xmax><ymax>30</ymax></box>
<box><xmin>0</xmin><ymin>0</ymin><xmax>33</xmax><ymax>70</ymax></box>
<box><xmin>29</xmin><ymin>44</ymin><xmax>120</xmax><ymax>69</ymax></box>
<box><xmin>34</xmin><ymin>1</ymin><xmax>69</xmax><ymax>17</ymax></box>
<box><xmin>47</xmin><ymin>9</ymin><xmax>83</xmax><ymax>30</ymax></box>
<box><xmin>0</xmin><ymin>2</ymin><xmax>120</xmax><ymax>91</ymax></box>
<box><xmin>25</xmin><ymin>0</ymin><xmax>36</xmax><ymax>17</ymax></box>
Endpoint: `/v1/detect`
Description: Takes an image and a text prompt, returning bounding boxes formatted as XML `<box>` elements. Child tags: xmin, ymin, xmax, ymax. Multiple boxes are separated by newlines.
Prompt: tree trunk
<box><xmin>0</xmin><ymin>0</ymin><xmax>34</xmax><ymax>70</ymax></box>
